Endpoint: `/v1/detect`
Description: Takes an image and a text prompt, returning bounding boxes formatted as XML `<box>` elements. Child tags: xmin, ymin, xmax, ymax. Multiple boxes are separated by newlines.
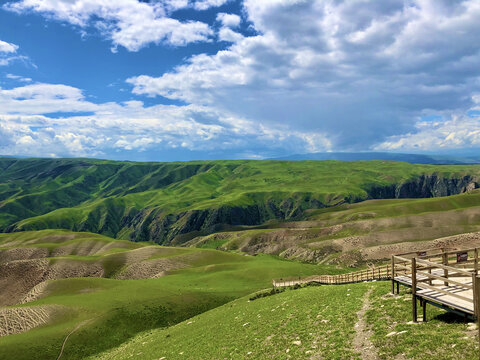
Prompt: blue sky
<box><xmin>1</xmin><ymin>0</ymin><xmax>480</xmax><ymax>161</ymax></box>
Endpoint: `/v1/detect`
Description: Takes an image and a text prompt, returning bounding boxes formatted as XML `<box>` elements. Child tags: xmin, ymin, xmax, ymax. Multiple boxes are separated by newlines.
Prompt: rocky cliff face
<box><xmin>367</xmin><ymin>175</ymin><xmax>478</xmax><ymax>199</ymax></box>
<box><xmin>127</xmin><ymin>196</ymin><xmax>326</xmax><ymax>245</ymax></box>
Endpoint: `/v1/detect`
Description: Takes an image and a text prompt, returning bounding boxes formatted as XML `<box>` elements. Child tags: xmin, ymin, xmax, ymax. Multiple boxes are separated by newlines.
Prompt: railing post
<box><xmin>442</xmin><ymin>250</ymin><xmax>449</xmax><ymax>286</ymax></box>
<box><xmin>412</xmin><ymin>257</ymin><xmax>417</xmax><ymax>323</ymax></box>
<box><xmin>474</xmin><ymin>275</ymin><xmax>480</xmax><ymax>356</ymax></box>
<box><xmin>391</xmin><ymin>256</ymin><xmax>395</xmax><ymax>294</ymax></box>
<box><xmin>473</xmin><ymin>273</ymin><xmax>478</xmax><ymax>319</ymax></box>
<box><xmin>475</xmin><ymin>248</ymin><xmax>478</xmax><ymax>277</ymax></box>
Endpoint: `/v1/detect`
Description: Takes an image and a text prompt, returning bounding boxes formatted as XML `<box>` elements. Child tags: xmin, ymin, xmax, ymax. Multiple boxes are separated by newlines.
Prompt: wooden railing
<box><xmin>392</xmin><ymin>255</ymin><xmax>476</xmax><ymax>318</ymax></box>
<box><xmin>273</xmin><ymin>248</ymin><xmax>479</xmax><ymax>289</ymax></box>
<box><xmin>394</xmin><ymin>247</ymin><xmax>479</xmax><ymax>274</ymax></box>
<box><xmin>272</xmin><ymin>264</ymin><xmax>392</xmax><ymax>288</ymax></box>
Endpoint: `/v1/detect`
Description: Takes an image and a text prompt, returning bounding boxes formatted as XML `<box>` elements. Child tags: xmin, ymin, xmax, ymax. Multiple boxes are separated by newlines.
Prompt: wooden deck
<box><xmin>395</xmin><ymin>270</ymin><xmax>474</xmax><ymax>315</ymax></box>
<box><xmin>273</xmin><ymin>246</ymin><xmax>480</xmax><ymax>358</ymax></box>
<box><xmin>273</xmin><ymin>246</ymin><xmax>480</xmax><ymax>321</ymax></box>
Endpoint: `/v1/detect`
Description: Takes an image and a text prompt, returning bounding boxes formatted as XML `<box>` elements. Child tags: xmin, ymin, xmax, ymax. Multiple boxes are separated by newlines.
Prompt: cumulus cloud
<box><xmin>127</xmin><ymin>0</ymin><xmax>480</xmax><ymax>151</ymax></box>
<box><xmin>4</xmin><ymin>0</ymin><xmax>214</xmax><ymax>51</ymax></box>
<box><xmin>375</xmin><ymin>114</ymin><xmax>480</xmax><ymax>151</ymax></box>
<box><xmin>0</xmin><ymin>82</ymin><xmax>331</xmax><ymax>158</ymax></box>
<box><xmin>216</xmin><ymin>12</ymin><xmax>241</xmax><ymax>28</ymax></box>
<box><xmin>194</xmin><ymin>0</ymin><xmax>229</xmax><ymax>11</ymax></box>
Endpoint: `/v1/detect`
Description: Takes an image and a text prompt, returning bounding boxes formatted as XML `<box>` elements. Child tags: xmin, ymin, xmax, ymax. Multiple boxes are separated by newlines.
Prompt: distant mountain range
<box><xmin>268</xmin><ymin>152</ymin><xmax>480</xmax><ymax>164</ymax></box>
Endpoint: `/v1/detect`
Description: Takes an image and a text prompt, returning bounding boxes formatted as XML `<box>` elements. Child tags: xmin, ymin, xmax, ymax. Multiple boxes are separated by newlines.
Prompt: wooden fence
<box><xmin>272</xmin><ymin>264</ymin><xmax>392</xmax><ymax>288</ymax></box>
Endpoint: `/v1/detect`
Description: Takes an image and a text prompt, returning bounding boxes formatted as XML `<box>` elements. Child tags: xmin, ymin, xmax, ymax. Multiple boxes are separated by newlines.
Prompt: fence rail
<box><xmin>273</xmin><ymin>264</ymin><xmax>392</xmax><ymax>288</ymax></box>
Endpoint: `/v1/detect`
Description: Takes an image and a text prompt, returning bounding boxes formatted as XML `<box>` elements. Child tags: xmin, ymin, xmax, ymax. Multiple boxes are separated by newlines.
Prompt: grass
<box><xmin>2</xmin><ymin>158</ymin><xmax>480</xmax><ymax>245</ymax></box>
<box><xmin>92</xmin><ymin>281</ymin><xmax>480</xmax><ymax>360</ymax></box>
<box><xmin>0</xmin><ymin>230</ymin><xmax>345</xmax><ymax>360</ymax></box>
<box><xmin>93</xmin><ymin>283</ymin><xmax>369</xmax><ymax>360</ymax></box>
<box><xmin>365</xmin><ymin>282</ymin><xmax>478</xmax><ymax>360</ymax></box>
<box><xmin>183</xmin><ymin>190</ymin><xmax>480</xmax><ymax>266</ymax></box>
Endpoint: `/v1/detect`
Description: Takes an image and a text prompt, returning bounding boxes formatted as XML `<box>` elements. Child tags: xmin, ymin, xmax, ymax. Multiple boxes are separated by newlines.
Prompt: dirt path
<box><xmin>353</xmin><ymin>287</ymin><xmax>379</xmax><ymax>360</ymax></box>
<box><xmin>56</xmin><ymin>320</ymin><xmax>91</xmax><ymax>360</ymax></box>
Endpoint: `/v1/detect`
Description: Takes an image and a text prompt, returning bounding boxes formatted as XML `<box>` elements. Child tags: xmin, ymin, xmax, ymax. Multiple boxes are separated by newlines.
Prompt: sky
<box><xmin>0</xmin><ymin>0</ymin><xmax>480</xmax><ymax>161</ymax></box>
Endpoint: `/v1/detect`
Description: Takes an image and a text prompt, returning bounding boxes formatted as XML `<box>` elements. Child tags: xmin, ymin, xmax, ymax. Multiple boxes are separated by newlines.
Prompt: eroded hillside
<box><xmin>1</xmin><ymin>158</ymin><xmax>479</xmax><ymax>248</ymax></box>
<box><xmin>0</xmin><ymin>230</ymin><xmax>328</xmax><ymax>359</ymax></box>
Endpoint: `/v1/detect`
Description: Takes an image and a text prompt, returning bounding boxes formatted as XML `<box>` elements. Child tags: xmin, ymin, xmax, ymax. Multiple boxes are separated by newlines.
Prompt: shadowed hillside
<box><xmin>1</xmin><ymin>158</ymin><xmax>479</xmax><ymax>246</ymax></box>
<box><xmin>187</xmin><ymin>190</ymin><xmax>480</xmax><ymax>266</ymax></box>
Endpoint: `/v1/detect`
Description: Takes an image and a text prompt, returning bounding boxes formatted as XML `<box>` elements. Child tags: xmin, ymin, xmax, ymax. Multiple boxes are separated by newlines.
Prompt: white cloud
<box><xmin>0</xmin><ymin>83</ymin><xmax>99</xmax><ymax>114</ymax></box>
<box><xmin>5</xmin><ymin>0</ymin><xmax>214</xmax><ymax>51</ymax></box>
<box><xmin>216</xmin><ymin>12</ymin><xmax>241</xmax><ymax>28</ymax></box>
<box><xmin>375</xmin><ymin>114</ymin><xmax>480</xmax><ymax>151</ymax></box>
<box><xmin>127</xmin><ymin>0</ymin><xmax>480</xmax><ymax>151</ymax></box>
<box><xmin>6</xmin><ymin>74</ymin><xmax>32</xmax><ymax>82</ymax></box>
<box><xmin>193</xmin><ymin>0</ymin><xmax>229</xmax><ymax>11</ymax></box>
<box><xmin>0</xmin><ymin>82</ymin><xmax>331</xmax><ymax>158</ymax></box>
<box><xmin>218</xmin><ymin>27</ymin><xmax>243</xmax><ymax>43</ymax></box>
<box><xmin>0</xmin><ymin>40</ymin><xmax>21</xmax><ymax>66</ymax></box>
<box><xmin>0</xmin><ymin>40</ymin><xmax>18</xmax><ymax>53</ymax></box>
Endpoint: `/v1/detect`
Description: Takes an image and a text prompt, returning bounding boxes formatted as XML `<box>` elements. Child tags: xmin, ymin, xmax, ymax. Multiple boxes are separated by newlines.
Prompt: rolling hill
<box><xmin>0</xmin><ymin>230</ymin><xmax>332</xmax><ymax>359</ymax></box>
<box><xmin>1</xmin><ymin>157</ymin><xmax>479</xmax><ymax>248</ymax></box>
<box><xmin>2</xmin><ymin>158</ymin><xmax>480</xmax><ymax>359</ymax></box>
<box><xmin>93</xmin><ymin>282</ymin><xmax>478</xmax><ymax>360</ymax></box>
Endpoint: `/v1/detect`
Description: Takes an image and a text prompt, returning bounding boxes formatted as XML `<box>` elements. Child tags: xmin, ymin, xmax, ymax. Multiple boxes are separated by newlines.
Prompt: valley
<box><xmin>1</xmin><ymin>158</ymin><xmax>480</xmax><ymax>359</ymax></box>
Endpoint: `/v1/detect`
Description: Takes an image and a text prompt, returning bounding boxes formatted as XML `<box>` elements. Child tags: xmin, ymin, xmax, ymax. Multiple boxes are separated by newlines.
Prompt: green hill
<box><xmin>187</xmin><ymin>190</ymin><xmax>480</xmax><ymax>266</ymax></box>
<box><xmin>92</xmin><ymin>282</ymin><xmax>477</xmax><ymax>360</ymax></box>
<box><xmin>1</xmin><ymin>158</ymin><xmax>479</xmax><ymax>246</ymax></box>
<box><xmin>0</xmin><ymin>230</ymin><xmax>335</xmax><ymax>360</ymax></box>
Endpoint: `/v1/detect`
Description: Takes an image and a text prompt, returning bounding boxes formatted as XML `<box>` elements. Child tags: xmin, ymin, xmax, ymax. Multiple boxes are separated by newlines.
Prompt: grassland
<box><xmin>366</xmin><ymin>282</ymin><xmax>478</xmax><ymax>360</ymax></box>
<box><xmin>93</xmin><ymin>281</ymin><xmax>478</xmax><ymax>360</ymax></box>
<box><xmin>93</xmin><ymin>283</ymin><xmax>369</xmax><ymax>360</ymax></box>
<box><xmin>0</xmin><ymin>230</ymin><xmax>342</xmax><ymax>360</ymax></box>
<box><xmin>2</xmin><ymin>158</ymin><xmax>480</xmax><ymax>246</ymax></box>
<box><xmin>2</xmin><ymin>158</ymin><xmax>480</xmax><ymax>359</ymax></box>
<box><xmin>187</xmin><ymin>190</ymin><xmax>480</xmax><ymax>266</ymax></box>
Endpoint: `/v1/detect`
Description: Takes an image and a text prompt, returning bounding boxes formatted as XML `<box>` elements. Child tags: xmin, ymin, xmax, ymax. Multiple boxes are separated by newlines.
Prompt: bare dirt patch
<box><xmin>0</xmin><ymin>247</ymin><xmax>49</xmax><ymax>263</ymax></box>
<box><xmin>0</xmin><ymin>259</ymin><xmax>49</xmax><ymax>306</ymax></box>
<box><xmin>116</xmin><ymin>257</ymin><xmax>188</xmax><ymax>279</ymax></box>
<box><xmin>0</xmin><ymin>305</ymin><xmax>65</xmax><ymax>337</ymax></box>
<box><xmin>0</xmin><ymin>258</ymin><xmax>104</xmax><ymax>306</ymax></box>
<box><xmin>361</xmin><ymin>231</ymin><xmax>480</xmax><ymax>260</ymax></box>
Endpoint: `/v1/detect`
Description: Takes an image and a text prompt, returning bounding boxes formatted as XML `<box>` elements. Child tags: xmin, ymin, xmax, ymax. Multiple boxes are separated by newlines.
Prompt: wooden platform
<box><xmin>395</xmin><ymin>270</ymin><xmax>474</xmax><ymax>315</ymax></box>
<box><xmin>273</xmin><ymin>246</ymin><xmax>480</xmax><ymax>320</ymax></box>
<box><xmin>272</xmin><ymin>246</ymin><xmax>480</xmax><ymax>358</ymax></box>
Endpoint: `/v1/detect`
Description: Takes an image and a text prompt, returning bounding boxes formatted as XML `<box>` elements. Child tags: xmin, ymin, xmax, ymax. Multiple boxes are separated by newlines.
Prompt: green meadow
<box><xmin>94</xmin><ymin>282</ymin><xmax>478</xmax><ymax>360</ymax></box>
<box><xmin>2</xmin><ymin>158</ymin><xmax>480</xmax><ymax>245</ymax></box>
<box><xmin>0</xmin><ymin>230</ymin><xmax>342</xmax><ymax>360</ymax></box>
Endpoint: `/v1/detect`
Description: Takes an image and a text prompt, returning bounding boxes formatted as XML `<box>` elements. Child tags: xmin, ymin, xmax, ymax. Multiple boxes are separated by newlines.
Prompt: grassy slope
<box><xmin>0</xmin><ymin>230</ymin><xmax>342</xmax><ymax>360</ymax></box>
<box><xmin>2</xmin><ymin>158</ymin><xmax>480</xmax><ymax>243</ymax></box>
<box><xmin>188</xmin><ymin>190</ymin><xmax>480</xmax><ymax>264</ymax></box>
<box><xmin>366</xmin><ymin>282</ymin><xmax>478</xmax><ymax>360</ymax></box>
<box><xmin>94</xmin><ymin>282</ymin><xmax>478</xmax><ymax>360</ymax></box>
<box><xmin>94</xmin><ymin>284</ymin><xmax>369</xmax><ymax>360</ymax></box>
